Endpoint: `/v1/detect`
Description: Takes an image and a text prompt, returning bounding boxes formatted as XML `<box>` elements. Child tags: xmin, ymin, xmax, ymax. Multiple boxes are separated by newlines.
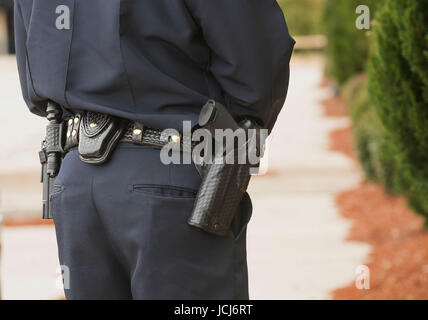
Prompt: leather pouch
<box><xmin>78</xmin><ymin>112</ymin><xmax>124</xmax><ymax>165</ymax></box>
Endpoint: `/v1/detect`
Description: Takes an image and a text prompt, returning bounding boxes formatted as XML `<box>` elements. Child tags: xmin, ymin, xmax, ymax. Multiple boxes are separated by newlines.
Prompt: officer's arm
<box><xmin>14</xmin><ymin>0</ymin><xmax>46</xmax><ymax>116</ymax></box>
<box><xmin>185</xmin><ymin>0</ymin><xmax>295</xmax><ymax>132</ymax></box>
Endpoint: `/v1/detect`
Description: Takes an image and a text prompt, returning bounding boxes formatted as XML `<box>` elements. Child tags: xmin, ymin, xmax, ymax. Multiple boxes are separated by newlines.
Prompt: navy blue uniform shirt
<box><xmin>14</xmin><ymin>0</ymin><xmax>294</xmax><ymax>132</ymax></box>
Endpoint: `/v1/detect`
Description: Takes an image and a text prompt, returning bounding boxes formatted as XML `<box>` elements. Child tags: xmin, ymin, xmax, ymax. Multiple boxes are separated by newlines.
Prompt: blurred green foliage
<box><xmin>0</xmin><ymin>0</ymin><xmax>13</xmax><ymax>9</ymax></box>
<box><xmin>342</xmin><ymin>75</ymin><xmax>400</xmax><ymax>195</ymax></box>
<box><xmin>323</xmin><ymin>0</ymin><xmax>382</xmax><ymax>85</ymax></box>
<box><xmin>277</xmin><ymin>0</ymin><xmax>325</xmax><ymax>36</ymax></box>
<box><xmin>368</xmin><ymin>0</ymin><xmax>428</xmax><ymax>223</ymax></box>
<box><xmin>338</xmin><ymin>0</ymin><xmax>428</xmax><ymax>224</ymax></box>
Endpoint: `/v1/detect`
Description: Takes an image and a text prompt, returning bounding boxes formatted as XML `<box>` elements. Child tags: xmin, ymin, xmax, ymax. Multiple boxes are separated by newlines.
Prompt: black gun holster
<box><xmin>188</xmin><ymin>145</ymin><xmax>254</xmax><ymax>236</ymax></box>
<box><xmin>188</xmin><ymin>100</ymin><xmax>264</xmax><ymax>236</ymax></box>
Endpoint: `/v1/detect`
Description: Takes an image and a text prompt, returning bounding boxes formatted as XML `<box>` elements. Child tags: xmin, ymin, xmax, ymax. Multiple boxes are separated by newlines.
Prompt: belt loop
<box><xmin>132</xmin><ymin>122</ymin><xmax>144</xmax><ymax>144</ymax></box>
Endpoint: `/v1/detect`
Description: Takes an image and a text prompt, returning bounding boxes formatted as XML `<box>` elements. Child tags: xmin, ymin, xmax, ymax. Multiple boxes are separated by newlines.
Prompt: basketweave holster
<box><xmin>188</xmin><ymin>146</ymin><xmax>252</xmax><ymax>237</ymax></box>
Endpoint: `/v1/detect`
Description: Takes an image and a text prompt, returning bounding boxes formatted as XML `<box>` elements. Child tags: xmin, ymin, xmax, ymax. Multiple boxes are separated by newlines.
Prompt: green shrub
<box><xmin>342</xmin><ymin>76</ymin><xmax>400</xmax><ymax>194</ymax></box>
<box><xmin>368</xmin><ymin>0</ymin><xmax>428</xmax><ymax>221</ymax></box>
<box><xmin>0</xmin><ymin>0</ymin><xmax>13</xmax><ymax>9</ymax></box>
<box><xmin>323</xmin><ymin>0</ymin><xmax>381</xmax><ymax>85</ymax></box>
<box><xmin>278</xmin><ymin>0</ymin><xmax>325</xmax><ymax>36</ymax></box>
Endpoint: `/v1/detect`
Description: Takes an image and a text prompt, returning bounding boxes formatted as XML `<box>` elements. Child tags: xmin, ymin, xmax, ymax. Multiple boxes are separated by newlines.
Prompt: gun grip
<box><xmin>198</xmin><ymin>100</ymin><xmax>240</xmax><ymax>135</ymax></box>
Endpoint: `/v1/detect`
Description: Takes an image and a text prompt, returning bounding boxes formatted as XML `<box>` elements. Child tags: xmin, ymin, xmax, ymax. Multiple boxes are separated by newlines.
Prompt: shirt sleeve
<box><xmin>14</xmin><ymin>0</ymin><xmax>47</xmax><ymax>117</ymax></box>
<box><xmin>185</xmin><ymin>0</ymin><xmax>295</xmax><ymax>132</ymax></box>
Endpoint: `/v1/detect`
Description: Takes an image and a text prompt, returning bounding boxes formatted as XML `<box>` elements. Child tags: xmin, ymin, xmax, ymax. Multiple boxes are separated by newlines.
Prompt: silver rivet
<box><xmin>89</xmin><ymin>122</ymin><xmax>97</xmax><ymax>128</ymax></box>
<box><xmin>66</xmin><ymin>130</ymin><xmax>71</xmax><ymax>138</ymax></box>
<box><xmin>72</xmin><ymin>129</ymin><xmax>77</xmax><ymax>137</ymax></box>
<box><xmin>171</xmin><ymin>135</ymin><xmax>180</xmax><ymax>143</ymax></box>
<box><xmin>74</xmin><ymin>117</ymin><xmax>79</xmax><ymax>124</ymax></box>
<box><xmin>133</xmin><ymin>129</ymin><xmax>142</xmax><ymax>136</ymax></box>
<box><xmin>68</xmin><ymin>119</ymin><xmax>73</xmax><ymax>126</ymax></box>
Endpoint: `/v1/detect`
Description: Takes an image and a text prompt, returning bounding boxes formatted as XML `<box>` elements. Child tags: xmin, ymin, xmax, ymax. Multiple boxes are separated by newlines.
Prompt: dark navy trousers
<box><xmin>51</xmin><ymin>143</ymin><xmax>252</xmax><ymax>300</ymax></box>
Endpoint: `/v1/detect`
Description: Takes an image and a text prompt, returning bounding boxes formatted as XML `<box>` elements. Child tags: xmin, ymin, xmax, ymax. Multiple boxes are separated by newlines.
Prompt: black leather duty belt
<box><xmin>63</xmin><ymin>111</ymin><xmax>195</xmax><ymax>154</ymax></box>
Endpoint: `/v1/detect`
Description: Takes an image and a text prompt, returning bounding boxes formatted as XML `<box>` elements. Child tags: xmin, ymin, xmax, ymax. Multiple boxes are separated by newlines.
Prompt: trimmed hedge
<box><xmin>278</xmin><ymin>0</ymin><xmax>325</xmax><ymax>36</ymax></box>
<box><xmin>0</xmin><ymin>0</ymin><xmax>13</xmax><ymax>9</ymax></box>
<box><xmin>324</xmin><ymin>0</ymin><xmax>428</xmax><ymax>224</ymax></box>
<box><xmin>368</xmin><ymin>0</ymin><xmax>428</xmax><ymax>222</ymax></box>
<box><xmin>342</xmin><ymin>76</ymin><xmax>400</xmax><ymax>195</ymax></box>
<box><xmin>323</xmin><ymin>0</ymin><xmax>379</xmax><ymax>85</ymax></box>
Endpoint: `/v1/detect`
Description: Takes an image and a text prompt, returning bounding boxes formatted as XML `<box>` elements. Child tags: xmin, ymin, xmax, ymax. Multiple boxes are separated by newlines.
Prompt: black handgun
<box><xmin>39</xmin><ymin>101</ymin><xmax>64</xmax><ymax>219</ymax></box>
<box><xmin>188</xmin><ymin>100</ymin><xmax>264</xmax><ymax>236</ymax></box>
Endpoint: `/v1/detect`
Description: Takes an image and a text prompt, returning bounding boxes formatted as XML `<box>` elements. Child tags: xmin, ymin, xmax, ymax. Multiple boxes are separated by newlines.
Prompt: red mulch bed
<box><xmin>3</xmin><ymin>219</ymin><xmax>54</xmax><ymax>227</ymax></box>
<box><xmin>330</xmin><ymin>127</ymin><xmax>357</xmax><ymax>161</ymax></box>
<box><xmin>333</xmin><ymin>182</ymin><xmax>428</xmax><ymax>299</ymax></box>
<box><xmin>320</xmin><ymin>96</ymin><xmax>349</xmax><ymax>117</ymax></box>
<box><xmin>320</xmin><ymin>77</ymin><xmax>331</xmax><ymax>88</ymax></box>
<box><xmin>322</xmin><ymin>92</ymin><xmax>428</xmax><ymax>300</ymax></box>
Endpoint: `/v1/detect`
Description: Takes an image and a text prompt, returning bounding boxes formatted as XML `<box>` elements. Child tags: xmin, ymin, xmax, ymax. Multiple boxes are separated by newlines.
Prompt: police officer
<box><xmin>14</xmin><ymin>0</ymin><xmax>295</xmax><ymax>300</ymax></box>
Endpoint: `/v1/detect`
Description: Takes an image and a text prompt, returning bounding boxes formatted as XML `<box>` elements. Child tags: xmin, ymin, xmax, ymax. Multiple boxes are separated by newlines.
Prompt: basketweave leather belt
<box><xmin>63</xmin><ymin>111</ymin><xmax>196</xmax><ymax>154</ymax></box>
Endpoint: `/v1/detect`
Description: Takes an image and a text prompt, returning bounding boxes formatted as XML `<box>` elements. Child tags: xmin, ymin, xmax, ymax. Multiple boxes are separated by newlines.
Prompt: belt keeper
<box><xmin>132</xmin><ymin>122</ymin><xmax>144</xmax><ymax>143</ymax></box>
<box><xmin>64</xmin><ymin>114</ymin><xmax>81</xmax><ymax>151</ymax></box>
<box><xmin>71</xmin><ymin>114</ymin><xmax>81</xmax><ymax>146</ymax></box>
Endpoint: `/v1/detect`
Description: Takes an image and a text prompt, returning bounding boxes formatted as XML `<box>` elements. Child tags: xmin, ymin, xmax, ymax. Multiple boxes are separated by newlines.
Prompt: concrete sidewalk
<box><xmin>0</xmin><ymin>54</ymin><xmax>370</xmax><ymax>300</ymax></box>
<box><xmin>1</xmin><ymin>225</ymin><xmax>64</xmax><ymax>300</ymax></box>
<box><xmin>246</xmin><ymin>55</ymin><xmax>370</xmax><ymax>299</ymax></box>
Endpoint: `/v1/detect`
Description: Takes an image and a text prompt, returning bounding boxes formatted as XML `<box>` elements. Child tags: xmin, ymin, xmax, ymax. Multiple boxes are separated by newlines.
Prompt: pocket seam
<box><xmin>131</xmin><ymin>184</ymin><xmax>197</xmax><ymax>199</ymax></box>
<box><xmin>51</xmin><ymin>184</ymin><xmax>66</xmax><ymax>198</ymax></box>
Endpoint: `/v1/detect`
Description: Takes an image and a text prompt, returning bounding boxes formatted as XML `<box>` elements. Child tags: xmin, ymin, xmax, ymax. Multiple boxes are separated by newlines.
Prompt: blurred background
<box><xmin>0</xmin><ymin>0</ymin><xmax>427</xmax><ymax>299</ymax></box>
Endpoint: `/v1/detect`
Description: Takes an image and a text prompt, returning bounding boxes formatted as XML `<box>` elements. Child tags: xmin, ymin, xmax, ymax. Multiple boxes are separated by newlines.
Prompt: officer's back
<box><xmin>15</xmin><ymin>0</ymin><xmax>295</xmax><ymax>131</ymax></box>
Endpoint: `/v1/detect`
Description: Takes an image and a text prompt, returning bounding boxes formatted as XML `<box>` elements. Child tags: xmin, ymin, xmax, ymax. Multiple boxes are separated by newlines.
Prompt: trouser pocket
<box><xmin>131</xmin><ymin>184</ymin><xmax>198</xmax><ymax>199</ymax></box>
